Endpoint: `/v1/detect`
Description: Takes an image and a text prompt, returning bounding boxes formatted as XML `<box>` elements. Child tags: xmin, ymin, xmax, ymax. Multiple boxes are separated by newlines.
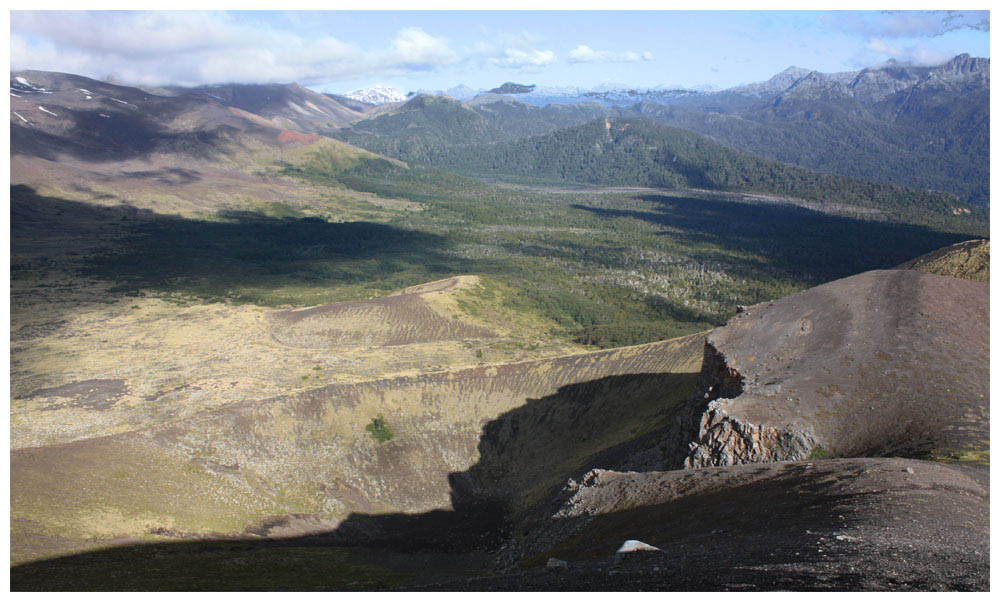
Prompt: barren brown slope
<box><xmin>11</xmin><ymin>334</ymin><xmax>704</xmax><ymax>564</ymax></box>
<box><xmin>11</xmin><ymin>71</ymin><xmax>409</xmax><ymax>220</ymax></box>
<box><xmin>184</xmin><ymin>82</ymin><xmax>370</xmax><ymax>131</ymax></box>
<box><xmin>659</xmin><ymin>269</ymin><xmax>988</xmax><ymax>468</ymax></box>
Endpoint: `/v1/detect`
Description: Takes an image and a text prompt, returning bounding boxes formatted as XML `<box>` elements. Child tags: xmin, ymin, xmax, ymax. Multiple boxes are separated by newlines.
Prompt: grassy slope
<box><xmin>12</xmin><ymin>334</ymin><xmax>705</xmax><ymax>564</ymax></box>
<box><xmin>10</xmin><ymin>274</ymin><xmax>585</xmax><ymax>450</ymax></box>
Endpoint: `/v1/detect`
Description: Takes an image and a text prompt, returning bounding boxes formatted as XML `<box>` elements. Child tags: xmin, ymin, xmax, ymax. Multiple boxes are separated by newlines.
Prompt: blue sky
<box><xmin>10</xmin><ymin>10</ymin><xmax>990</xmax><ymax>93</ymax></box>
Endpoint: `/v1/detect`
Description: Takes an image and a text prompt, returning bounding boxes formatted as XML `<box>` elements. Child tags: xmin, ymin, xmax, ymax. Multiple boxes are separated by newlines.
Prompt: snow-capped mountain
<box><xmin>443</xmin><ymin>84</ymin><xmax>478</xmax><ymax>101</ymax></box>
<box><xmin>343</xmin><ymin>84</ymin><xmax>407</xmax><ymax>105</ymax></box>
<box><xmin>423</xmin><ymin>54</ymin><xmax>990</xmax><ymax>110</ymax></box>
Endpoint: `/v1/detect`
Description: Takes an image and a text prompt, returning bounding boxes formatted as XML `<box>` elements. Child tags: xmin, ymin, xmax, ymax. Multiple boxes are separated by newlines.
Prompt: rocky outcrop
<box><xmin>660</xmin><ymin>342</ymin><xmax>817</xmax><ymax>469</ymax></box>
<box><xmin>682</xmin><ymin>400</ymin><xmax>816</xmax><ymax>468</ymax></box>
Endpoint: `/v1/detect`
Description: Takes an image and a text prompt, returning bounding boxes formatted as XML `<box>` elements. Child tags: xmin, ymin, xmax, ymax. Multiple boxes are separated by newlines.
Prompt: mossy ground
<box><xmin>897</xmin><ymin>239</ymin><xmax>989</xmax><ymax>282</ymax></box>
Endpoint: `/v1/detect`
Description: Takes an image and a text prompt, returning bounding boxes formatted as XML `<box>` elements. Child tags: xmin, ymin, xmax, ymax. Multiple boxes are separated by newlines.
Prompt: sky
<box><xmin>9</xmin><ymin>9</ymin><xmax>991</xmax><ymax>94</ymax></box>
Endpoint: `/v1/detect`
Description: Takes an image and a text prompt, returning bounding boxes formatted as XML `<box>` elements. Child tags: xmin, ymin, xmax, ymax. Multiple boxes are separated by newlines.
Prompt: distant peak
<box><xmin>935</xmin><ymin>53</ymin><xmax>989</xmax><ymax>76</ymax></box>
<box><xmin>343</xmin><ymin>84</ymin><xmax>406</xmax><ymax>105</ymax></box>
<box><xmin>401</xmin><ymin>93</ymin><xmax>460</xmax><ymax>109</ymax></box>
<box><xmin>487</xmin><ymin>82</ymin><xmax>536</xmax><ymax>95</ymax></box>
<box><xmin>789</xmin><ymin>70</ymin><xmax>826</xmax><ymax>84</ymax></box>
<box><xmin>943</xmin><ymin>53</ymin><xmax>983</xmax><ymax>67</ymax></box>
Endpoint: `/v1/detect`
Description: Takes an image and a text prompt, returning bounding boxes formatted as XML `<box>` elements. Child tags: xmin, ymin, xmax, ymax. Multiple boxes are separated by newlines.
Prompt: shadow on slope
<box><xmin>10</xmin><ymin>185</ymin><xmax>452</xmax><ymax>307</ymax></box>
<box><xmin>447</xmin><ymin>458</ymin><xmax>989</xmax><ymax>591</ymax></box>
<box><xmin>10</xmin><ymin>109</ymin><xmax>242</xmax><ymax>163</ymax></box>
<box><xmin>573</xmin><ymin>193</ymin><xmax>981</xmax><ymax>283</ymax></box>
<box><xmin>11</xmin><ymin>366</ymin><xmax>701</xmax><ymax>590</ymax></box>
<box><xmin>316</xmin><ymin>369</ymin><xmax>700</xmax><ymax>552</ymax></box>
<box><xmin>15</xmin><ymin>458</ymin><xmax>989</xmax><ymax>591</ymax></box>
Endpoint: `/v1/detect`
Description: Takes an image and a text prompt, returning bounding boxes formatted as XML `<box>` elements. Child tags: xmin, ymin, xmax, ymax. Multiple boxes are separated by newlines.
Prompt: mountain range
<box><xmin>362</xmin><ymin>54</ymin><xmax>985</xmax><ymax>108</ymax></box>
<box><xmin>11</xmin><ymin>55</ymin><xmax>989</xmax><ymax>223</ymax></box>
<box><xmin>331</xmin><ymin>54</ymin><xmax>988</xmax><ymax>206</ymax></box>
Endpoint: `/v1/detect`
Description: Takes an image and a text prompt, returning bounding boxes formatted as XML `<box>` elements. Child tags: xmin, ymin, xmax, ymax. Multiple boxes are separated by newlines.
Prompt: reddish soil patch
<box><xmin>277</xmin><ymin>129</ymin><xmax>320</xmax><ymax>148</ymax></box>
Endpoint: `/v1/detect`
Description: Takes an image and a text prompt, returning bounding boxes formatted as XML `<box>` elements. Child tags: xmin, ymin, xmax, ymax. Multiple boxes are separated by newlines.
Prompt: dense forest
<box><xmin>263</xmin><ymin>146</ymin><xmax>984</xmax><ymax>347</ymax></box>
<box><xmin>334</xmin><ymin>78</ymin><xmax>989</xmax><ymax>208</ymax></box>
<box><xmin>378</xmin><ymin>117</ymin><xmax>982</xmax><ymax>230</ymax></box>
<box><xmin>635</xmin><ymin>88</ymin><xmax>989</xmax><ymax>207</ymax></box>
<box><xmin>332</xmin><ymin>94</ymin><xmax>615</xmax><ymax>161</ymax></box>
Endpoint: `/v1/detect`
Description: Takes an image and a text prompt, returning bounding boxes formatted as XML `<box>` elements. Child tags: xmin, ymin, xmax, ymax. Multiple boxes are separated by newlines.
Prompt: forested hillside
<box><xmin>635</xmin><ymin>88</ymin><xmax>989</xmax><ymax>207</ymax></box>
<box><xmin>404</xmin><ymin>118</ymin><xmax>981</xmax><ymax>229</ymax></box>
<box><xmin>335</xmin><ymin>54</ymin><xmax>988</xmax><ymax>207</ymax></box>
<box><xmin>333</xmin><ymin>94</ymin><xmax>615</xmax><ymax>163</ymax></box>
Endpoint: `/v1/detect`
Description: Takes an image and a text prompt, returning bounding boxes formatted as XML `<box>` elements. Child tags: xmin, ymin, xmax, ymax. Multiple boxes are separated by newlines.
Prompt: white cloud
<box><xmin>825</xmin><ymin>10</ymin><xmax>989</xmax><ymax>39</ymax></box>
<box><xmin>10</xmin><ymin>11</ymin><xmax>457</xmax><ymax>86</ymax></box>
<box><xmin>902</xmin><ymin>45</ymin><xmax>954</xmax><ymax>66</ymax></box>
<box><xmin>865</xmin><ymin>38</ymin><xmax>902</xmax><ymax>56</ymax></box>
<box><xmin>863</xmin><ymin>38</ymin><xmax>954</xmax><ymax>67</ymax></box>
<box><xmin>488</xmin><ymin>48</ymin><xmax>557</xmax><ymax>69</ymax></box>
<box><xmin>469</xmin><ymin>30</ymin><xmax>557</xmax><ymax>71</ymax></box>
<box><xmin>11</xmin><ymin>11</ymin><xmax>246</xmax><ymax>58</ymax></box>
<box><xmin>568</xmin><ymin>45</ymin><xmax>652</xmax><ymax>64</ymax></box>
<box><xmin>386</xmin><ymin>27</ymin><xmax>457</xmax><ymax>69</ymax></box>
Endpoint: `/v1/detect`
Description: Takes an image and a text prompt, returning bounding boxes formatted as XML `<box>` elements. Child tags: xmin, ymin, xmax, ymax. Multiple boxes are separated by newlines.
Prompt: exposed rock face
<box><xmin>660</xmin><ymin>268</ymin><xmax>988</xmax><ymax>470</ymax></box>
<box><xmin>683</xmin><ymin>398</ymin><xmax>817</xmax><ymax>468</ymax></box>
<box><xmin>761</xmin><ymin>54</ymin><xmax>989</xmax><ymax>105</ymax></box>
<box><xmin>661</xmin><ymin>342</ymin><xmax>816</xmax><ymax>469</ymax></box>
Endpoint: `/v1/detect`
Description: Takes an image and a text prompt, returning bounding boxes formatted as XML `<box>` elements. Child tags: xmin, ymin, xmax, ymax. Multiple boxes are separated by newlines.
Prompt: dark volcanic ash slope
<box><xmin>473</xmin><ymin>458</ymin><xmax>988</xmax><ymax>591</ymax></box>
<box><xmin>663</xmin><ymin>269</ymin><xmax>988</xmax><ymax>468</ymax></box>
<box><xmin>484</xmin><ymin>263</ymin><xmax>989</xmax><ymax>591</ymax></box>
